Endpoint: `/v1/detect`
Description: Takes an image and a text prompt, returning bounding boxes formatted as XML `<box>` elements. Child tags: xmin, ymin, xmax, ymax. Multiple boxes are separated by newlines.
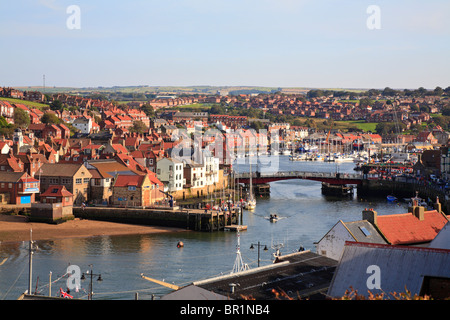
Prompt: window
<box><xmin>83</xmin><ymin>178</ymin><xmax>90</xmax><ymax>183</ymax></box>
<box><xmin>75</xmin><ymin>178</ymin><xmax>82</xmax><ymax>184</ymax></box>
<box><xmin>359</xmin><ymin>226</ymin><xmax>371</xmax><ymax>237</ymax></box>
<box><xmin>128</xmin><ymin>186</ymin><xmax>136</xmax><ymax>191</ymax></box>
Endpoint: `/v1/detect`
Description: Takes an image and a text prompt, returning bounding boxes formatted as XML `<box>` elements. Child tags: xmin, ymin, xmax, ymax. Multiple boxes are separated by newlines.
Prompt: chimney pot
<box><xmin>363</xmin><ymin>209</ymin><xmax>377</xmax><ymax>225</ymax></box>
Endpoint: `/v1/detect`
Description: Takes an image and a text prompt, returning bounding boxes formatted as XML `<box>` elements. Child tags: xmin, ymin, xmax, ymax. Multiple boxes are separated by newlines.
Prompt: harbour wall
<box><xmin>73</xmin><ymin>206</ymin><xmax>240</xmax><ymax>232</ymax></box>
<box><xmin>357</xmin><ymin>179</ymin><xmax>449</xmax><ymax>214</ymax></box>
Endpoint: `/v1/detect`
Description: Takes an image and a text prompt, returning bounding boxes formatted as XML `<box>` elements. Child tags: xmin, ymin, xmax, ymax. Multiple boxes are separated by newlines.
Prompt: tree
<box><xmin>50</xmin><ymin>100</ymin><xmax>64</xmax><ymax>111</ymax></box>
<box><xmin>13</xmin><ymin>108</ymin><xmax>30</xmax><ymax>128</ymax></box>
<box><xmin>359</xmin><ymin>98</ymin><xmax>374</xmax><ymax>108</ymax></box>
<box><xmin>441</xmin><ymin>104</ymin><xmax>450</xmax><ymax>116</ymax></box>
<box><xmin>141</xmin><ymin>103</ymin><xmax>155</xmax><ymax>117</ymax></box>
<box><xmin>41</xmin><ymin>113</ymin><xmax>61</xmax><ymax>125</ymax></box>
<box><xmin>129</xmin><ymin>120</ymin><xmax>148</xmax><ymax>134</ymax></box>
<box><xmin>375</xmin><ymin>122</ymin><xmax>405</xmax><ymax>135</ymax></box>
<box><xmin>444</xmin><ymin>86</ymin><xmax>450</xmax><ymax>96</ymax></box>
<box><xmin>433</xmin><ymin>86</ymin><xmax>443</xmax><ymax>96</ymax></box>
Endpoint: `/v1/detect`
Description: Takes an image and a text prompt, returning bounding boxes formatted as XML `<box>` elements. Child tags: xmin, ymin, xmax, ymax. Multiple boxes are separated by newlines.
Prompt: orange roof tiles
<box><xmin>377</xmin><ymin>210</ymin><xmax>449</xmax><ymax>245</ymax></box>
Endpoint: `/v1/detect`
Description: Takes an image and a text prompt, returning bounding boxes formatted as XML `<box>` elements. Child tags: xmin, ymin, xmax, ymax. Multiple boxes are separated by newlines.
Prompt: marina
<box><xmin>0</xmin><ymin>157</ymin><xmax>412</xmax><ymax>300</ymax></box>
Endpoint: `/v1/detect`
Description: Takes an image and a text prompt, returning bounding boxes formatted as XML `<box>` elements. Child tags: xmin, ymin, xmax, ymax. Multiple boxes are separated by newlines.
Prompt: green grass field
<box><xmin>337</xmin><ymin>120</ymin><xmax>378</xmax><ymax>132</ymax></box>
<box><xmin>0</xmin><ymin>97</ymin><xmax>48</xmax><ymax>109</ymax></box>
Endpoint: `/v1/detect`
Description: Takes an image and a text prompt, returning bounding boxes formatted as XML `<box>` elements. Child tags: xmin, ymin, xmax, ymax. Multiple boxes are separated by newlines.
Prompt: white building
<box><xmin>156</xmin><ymin>158</ymin><xmax>184</xmax><ymax>192</ymax></box>
<box><xmin>315</xmin><ymin>217</ymin><xmax>387</xmax><ymax>261</ymax></box>
<box><xmin>184</xmin><ymin>162</ymin><xmax>206</xmax><ymax>189</ymax></box>
<box><xmin>203</xmin><ymin>154</ymin><xmax>220</xmax><ymax>186</ymax></box>
<box><xmin>72</xmin><ymin>117</ymin><xmax>92</xmax><ymax>134</ymax></box>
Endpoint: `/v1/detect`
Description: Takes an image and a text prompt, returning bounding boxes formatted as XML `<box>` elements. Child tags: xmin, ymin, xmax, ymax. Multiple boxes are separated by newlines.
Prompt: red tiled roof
<box><xmin>113</xmin><ymin>174</ymin><xmax>145</xmax><ymax>187</ymax></box>
<box><xmin>41</xmin><ymin>185</ymin><xmax>73</xmax><ymax>197</ymax></box>
<box><xmin>377</xmin><ymin>210</ymin><xmax>449</xmax><ymax>245</ymax></box>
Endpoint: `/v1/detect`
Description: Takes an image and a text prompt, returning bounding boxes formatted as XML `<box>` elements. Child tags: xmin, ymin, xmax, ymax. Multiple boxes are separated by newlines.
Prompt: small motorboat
<box><xmin>387</xmin><ymin>195</ymin><xmax>397</xmax><ymax>202</ymax></box>
<box><xmin>269</xmin><ymin>214</ymin><xmax>279</xmax><ymax>222</ymax></box>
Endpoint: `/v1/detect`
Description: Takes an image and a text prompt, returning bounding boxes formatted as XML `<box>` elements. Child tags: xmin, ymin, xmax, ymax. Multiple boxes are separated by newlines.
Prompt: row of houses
<box><xmin>0</xmin><ymin>125</ymin><xmax>223</xmax><ymax>206</ymax></box>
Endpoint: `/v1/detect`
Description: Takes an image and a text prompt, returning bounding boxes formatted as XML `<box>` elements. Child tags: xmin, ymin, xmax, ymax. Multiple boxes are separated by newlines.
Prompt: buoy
<box><xmin>177</xmin><ymin>241</ymin><xmax>184</xmax><ymax>248</ymax></box>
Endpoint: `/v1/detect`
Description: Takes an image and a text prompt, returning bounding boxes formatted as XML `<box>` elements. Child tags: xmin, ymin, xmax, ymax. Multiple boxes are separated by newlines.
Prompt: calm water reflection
<box><xmin>0</xmin><ymin>157</ymin><xmax>409</xmax><ymax>300</ymax></box>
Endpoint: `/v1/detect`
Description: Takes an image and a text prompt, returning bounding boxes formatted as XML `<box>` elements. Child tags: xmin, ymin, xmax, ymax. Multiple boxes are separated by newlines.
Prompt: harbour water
<box><xmin>0</xmin><ymin>156</ymin><xmax>410</xmax><ymax>300</ymax></box>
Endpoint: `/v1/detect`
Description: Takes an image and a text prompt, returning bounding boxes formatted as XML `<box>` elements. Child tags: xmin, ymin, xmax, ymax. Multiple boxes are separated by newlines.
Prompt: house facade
<box><xmin>38</xmin><ymin>163</ymin><xmax>92</xmax><ymax>205</ymax></box>
<box><xmin>316</xmin><ymin>218</ymin><xmax>387</xmax><ymax>261</ymax></box>
<box><xmin>111</xmin><ymin>173</ymin><xmax>163</xmax><ymax>207</ymax></box>
<box><xmin>184</xmin><ymin>162</ymin><xmax>206</xmax><ymax>189</ymax></box>
<box><xmin>85</xmin><ymin>159</ymin><xmax>143</xmax><ymax>205</ymax></box>
<box><xmin>156</xmin><ymin>157</ymin><xmax>184</xmax><ymax>192</ymax></box>
<box><xmin>0</xmin><ymin>171</ymin><xmax>39</xmax><ymax>204</ymax></box>
<box><xmin>73</xmin><ymin>117</ymin><xmax>92</xmax><ymax>134</ymax></box>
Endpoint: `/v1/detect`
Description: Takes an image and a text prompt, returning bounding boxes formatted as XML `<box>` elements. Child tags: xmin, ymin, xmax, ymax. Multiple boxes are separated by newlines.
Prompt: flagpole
<box><xmin>28</xmin><ymin>229</ymin><xmax>33</xmax><ymax>295</ymax></box>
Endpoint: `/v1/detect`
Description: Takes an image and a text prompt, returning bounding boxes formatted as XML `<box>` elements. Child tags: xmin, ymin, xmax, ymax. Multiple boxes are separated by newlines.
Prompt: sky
<box><xmin>0</xmin><ymin>0</ymin><xmax>449</xmax><ymax>89</ymax></box>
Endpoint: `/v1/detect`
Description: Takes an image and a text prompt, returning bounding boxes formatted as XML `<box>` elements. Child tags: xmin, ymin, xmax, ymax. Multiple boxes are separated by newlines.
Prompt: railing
<box><xmin>235</xmin><ymin>171</ymin><xmax>363</xmax><ymax>180</ymax></box>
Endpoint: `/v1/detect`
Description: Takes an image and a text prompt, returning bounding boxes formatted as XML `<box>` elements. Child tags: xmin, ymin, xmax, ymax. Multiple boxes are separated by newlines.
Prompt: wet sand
<box><xmin>0</xmin><ymin>214</ymin><xmax>187</xmax><ymax>243</ymax></box>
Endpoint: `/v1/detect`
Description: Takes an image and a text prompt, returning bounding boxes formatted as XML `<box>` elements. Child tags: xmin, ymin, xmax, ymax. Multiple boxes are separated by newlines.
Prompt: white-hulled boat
<box><xmin>244</xmin><ymin>157</ymin><xmax>256</xmax><ymax>210</ymax></box>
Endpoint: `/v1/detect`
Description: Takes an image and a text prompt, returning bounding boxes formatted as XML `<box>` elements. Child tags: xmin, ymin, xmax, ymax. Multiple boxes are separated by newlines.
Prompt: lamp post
<box><xmin>249</xmin><ymin>241</ymin><xmax>268</xmax><ymax>267</ymax></box>
<box><xmin>81</xmin><ymin>264</ymin><xmax>103</xmax><ymax>300</ymax></box>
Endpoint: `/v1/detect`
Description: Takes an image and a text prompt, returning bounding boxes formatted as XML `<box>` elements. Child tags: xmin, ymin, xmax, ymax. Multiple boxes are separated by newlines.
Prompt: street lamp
<box><xmin>250</xmin><ymin>242</ymin><xmax>268</xmax><ymax>267</ymax></box>
<box><xmin>81</xmin><ymin>264</ymin><xmax>103</xmax><ymax>300</ymax></box>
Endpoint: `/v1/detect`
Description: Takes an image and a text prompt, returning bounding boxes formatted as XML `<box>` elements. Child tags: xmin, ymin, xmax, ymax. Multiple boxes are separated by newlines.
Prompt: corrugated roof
<box><xmin>429</xmin><ymin>221</ymin><xmax>450</xmax><ymax>250</ymax></box>
<box><xmin>327</xmin><ymin>242</ymin><xmax>450</xmax><ymax>299</ymax></box>
<box><xmin>160</xmin><ymin>285</ymin><xmax>231</xmax><ymax>300</ymax></box>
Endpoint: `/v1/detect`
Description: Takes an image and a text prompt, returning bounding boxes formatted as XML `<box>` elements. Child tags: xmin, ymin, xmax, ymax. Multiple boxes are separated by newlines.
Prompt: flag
<box><xmin>59</xmin><ymin>288</ymin><xmax>73</xmax><ymax>299</ymax></box>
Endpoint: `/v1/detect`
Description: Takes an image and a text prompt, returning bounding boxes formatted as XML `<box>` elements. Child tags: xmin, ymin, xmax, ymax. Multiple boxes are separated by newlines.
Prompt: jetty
<box><xmin>73</xmin><ymin>205</ymin><xmax>245</xmax><ymax>232</ymax></box>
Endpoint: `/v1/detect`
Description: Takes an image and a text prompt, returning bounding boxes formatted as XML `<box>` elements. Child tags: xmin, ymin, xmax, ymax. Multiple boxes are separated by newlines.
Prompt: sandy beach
<box><xmin>0</xmin><ymin>214</ymin><xmax>187</xmax><ymax>243</ymax></box>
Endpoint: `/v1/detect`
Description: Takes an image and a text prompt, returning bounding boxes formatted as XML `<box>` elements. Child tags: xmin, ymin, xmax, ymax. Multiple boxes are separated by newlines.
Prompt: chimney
<box><xmin>408</xmin><ymin>191</ymin><xmax>421</xmax><ymax>214</ymax></box>
<box><xmin>433</xmin><ymin>196</ymin><xmax>442</xmax><ymax>213</ymax></box>
<box><xmin>414</xmin><ymin>206</ymin><xmax>425</xmax><ymax>221</ymax></box>
<box><xmin>362</xmin><ymin>208</ymin><xmax>377</xmax><ymax>225</ymax></box>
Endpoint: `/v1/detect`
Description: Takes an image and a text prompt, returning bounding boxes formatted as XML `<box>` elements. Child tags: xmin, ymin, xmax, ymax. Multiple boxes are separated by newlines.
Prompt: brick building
<box><xmin>111</xmin><ymin>173</ymin><xmax>163</xmax><ymax>207</ymax></box>
<box><xmin>0</xmin><ymin>171</ymin><xmax>39</xmax><ymax>204</ymax></box>
<box><xmin>38</xmin><ymin>163</ymin><xmax>92</xmax><ymax>205</ymax></box>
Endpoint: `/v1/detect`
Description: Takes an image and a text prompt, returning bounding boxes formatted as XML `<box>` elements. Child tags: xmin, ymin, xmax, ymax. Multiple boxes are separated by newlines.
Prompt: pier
<box><xmin>73</xmin><ymin>206</ymin><xmax>244</xmax><ymax>232</ymax></box>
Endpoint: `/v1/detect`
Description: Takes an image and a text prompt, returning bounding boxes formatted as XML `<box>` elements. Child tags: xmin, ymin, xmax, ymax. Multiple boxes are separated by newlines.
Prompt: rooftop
<box><xmin>193</xmin><ymin>251</ymin><xmax>338</xmax><ymax>300</ymax></box>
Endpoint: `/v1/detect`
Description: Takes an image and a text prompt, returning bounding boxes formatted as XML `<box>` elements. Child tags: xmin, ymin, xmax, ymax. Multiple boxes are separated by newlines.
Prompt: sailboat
<box><xmin>244</xmin><ymin>157</ymin><xmax>256</xmax><ymax>210</ymax></box>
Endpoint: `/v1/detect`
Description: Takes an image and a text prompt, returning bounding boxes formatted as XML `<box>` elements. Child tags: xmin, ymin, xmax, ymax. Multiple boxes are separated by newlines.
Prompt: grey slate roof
<box><xmin>192</xmin><ymin>251</ymin><xmax>338</xmax><ymax>300</ymax></box>
<box><xmin>343</xmin><ymin>220</ymin><xmax>387</xmax><ymax>244</ymax></box>
<box><xmin>327</xmin><ymin>241</ymin><xmax>450</xmax><ymax>299</ymax></box>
